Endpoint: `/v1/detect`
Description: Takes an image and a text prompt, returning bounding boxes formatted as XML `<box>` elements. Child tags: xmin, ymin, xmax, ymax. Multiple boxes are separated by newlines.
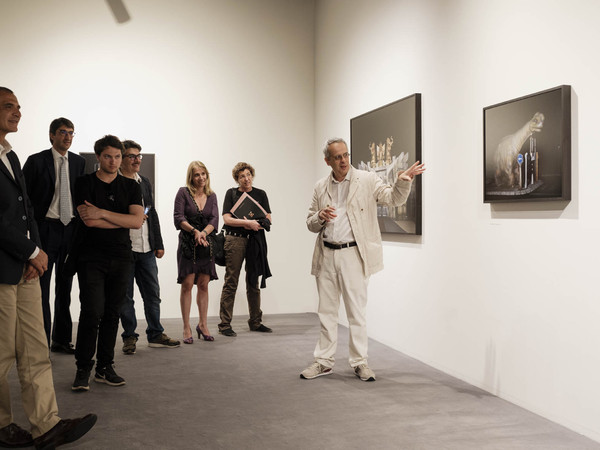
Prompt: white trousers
<box><xmin>314</xmin><ymin>246</ymin><xmax>369</xmax><ymax>368</ymax></box>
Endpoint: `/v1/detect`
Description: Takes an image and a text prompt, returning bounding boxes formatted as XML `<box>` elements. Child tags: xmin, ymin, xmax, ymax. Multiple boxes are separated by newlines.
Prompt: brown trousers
<box><xmin>218</xmin><ymin>235</ymin><xmax>263</xmax><ymax>330</ymax></box>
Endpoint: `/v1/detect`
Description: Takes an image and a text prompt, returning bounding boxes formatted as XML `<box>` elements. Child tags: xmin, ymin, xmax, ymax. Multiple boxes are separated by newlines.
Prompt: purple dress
<box><xmin>173</xmin><ymin>187</ymin><xmax>219</xmax><ymax>283</ymax></box>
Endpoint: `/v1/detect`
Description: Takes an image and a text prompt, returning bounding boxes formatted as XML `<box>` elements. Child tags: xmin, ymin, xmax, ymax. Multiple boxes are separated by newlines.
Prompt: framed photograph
<box><xmin>483</xmin><ymin>85</ymin><xmax>571</xmax><ymax>203</ymax></box>
<box><xmin>351</xmin><ymin>93</ymin><xmax>422</xmax><ymax>235</ymax></box>
<box><xmin>80</xmin><ymin>152</ymin><xmax>157</xmax><ymax>204</ymax></box>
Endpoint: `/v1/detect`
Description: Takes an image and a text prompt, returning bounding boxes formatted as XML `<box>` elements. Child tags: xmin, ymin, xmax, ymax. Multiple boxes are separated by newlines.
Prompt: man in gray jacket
<box><xmin>301</xmin><ymin>138</ymin><xmax>425</xmax><ymax>382</ymax></box>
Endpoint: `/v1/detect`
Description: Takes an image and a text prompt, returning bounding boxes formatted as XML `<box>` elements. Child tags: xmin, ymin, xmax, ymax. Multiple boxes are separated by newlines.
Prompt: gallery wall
<box><xmin>314</xmin><ymin>0</ymin><xmax>600</xmax><ymax>442</ymax></box>
<box><xmin>4</xmin><ymin>0</ymin><xmax>600</xmax><ymax>442</ymax></box>
<box><xmin>3</xmin><ymin>0</ymin><xmax>317</xmax><ymax>318</ymax></box>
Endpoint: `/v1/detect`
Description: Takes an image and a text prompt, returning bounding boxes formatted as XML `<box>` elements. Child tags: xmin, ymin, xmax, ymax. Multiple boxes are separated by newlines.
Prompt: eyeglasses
<box><xmin>58</xmin><ymin>130</ymin><xmax>75</xmax><ymax>137</ymax></box>
<box><xmin>124</xmin><ymin>154</ymin><xmax>143</xmax><ymax>161</ymax></box>
<box><xmin>331</xmin><ymin>152</ymin><xmax>349</xmax><ymax>161</ymax></box>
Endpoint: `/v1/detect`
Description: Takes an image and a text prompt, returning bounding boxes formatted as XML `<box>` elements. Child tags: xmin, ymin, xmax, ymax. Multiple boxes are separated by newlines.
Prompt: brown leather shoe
<box><xmin>0</xmin><ymin>423</ymin><xmax>33</xmax><ymax>448</ymax></box>
<box><xmin>33</xmin><ymin>414</ymin><xmax>97</xmax><ymax>450</ymax></box>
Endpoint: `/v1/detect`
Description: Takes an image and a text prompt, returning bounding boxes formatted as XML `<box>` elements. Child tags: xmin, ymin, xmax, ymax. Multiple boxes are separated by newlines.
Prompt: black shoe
<box><xmin>251</xmin><ymin>324</ymin><xmax>272</xmax><ymax>333</ymax></box>
<box><xmin>72</xmin><ymin>369</ymin><xmax>90</xmax><ymax>392</ymax></box>
<box><xmin>219</xmin><ymin>328</ymin><xmax>237</xmax><ymax>337</ymax></box>
<box><xmin>33</xmin><ymin>414</ymin><xmax>97</xmax><ymax>450</ymax></box>
<box><xmin>0</xmin><ymin>423</ymin><xmax>33</xmax><ymax>448</ymax></box>
<box><xmin>50</xmin><ymin>342</ymin><xmax>75</xmax><ymax>354</ymax></box>
<box><xmin>94</xmin><ymin>365</ymin><xmax>126</xmax><ymax>386</ymax></box>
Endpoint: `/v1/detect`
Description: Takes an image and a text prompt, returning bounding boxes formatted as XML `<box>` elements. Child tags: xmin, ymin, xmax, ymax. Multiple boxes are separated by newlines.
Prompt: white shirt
<box><xmin>323</xmin><ymin>171</ymin><xmax>355</xmax><ymax>244</ymax></box>
<box><xmin>128</xmin><ymin>172</ymin><xmax>151</xmax><ymax>253</ymax></box>
<box><xmin>46</xmin><ymin>147</ymin><xmax>74</xmax><ymax>221</ymax></box>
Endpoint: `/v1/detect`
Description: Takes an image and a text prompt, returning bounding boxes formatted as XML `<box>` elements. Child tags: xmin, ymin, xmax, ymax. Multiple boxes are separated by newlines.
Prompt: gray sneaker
<box><xmin>354</xmin><ymin>364</ymin><xmax>376</xmax><ymax>382</ymax></box>
<box><xmin>122</xmin><ymin>336</ymin><xmax>137</xmax><ymax>355</ymax></box>
<box><xmin>300</xmin><ymin>362</ymin><xmax>332</xmax><ymax>380</ymax></box>
<box><xmin>148</xmin><ymin>333</ymin><xmax>180</xmax><ymax>348</ymax></box>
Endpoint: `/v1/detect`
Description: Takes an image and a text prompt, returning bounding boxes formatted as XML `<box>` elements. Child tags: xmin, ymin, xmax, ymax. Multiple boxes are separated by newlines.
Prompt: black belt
<box><xmin>225</xmin><ymin>231</ymin><xmax>249</xmax><ymax>238</ymax></box>
<box><xmin>323</xmin><ymin>241</ymin><xmax>357</xmax><ymax>250</ymax></box>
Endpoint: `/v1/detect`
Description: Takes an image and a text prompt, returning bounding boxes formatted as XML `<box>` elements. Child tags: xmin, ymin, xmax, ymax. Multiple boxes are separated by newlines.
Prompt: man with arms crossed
<box><xmin>301</xmin><ymin>138</ymin><xmax>425</xmax><ymax>382</ymax></box>
<box><xmin>0</xmin><ymin>87</ymin><xmax>96</xmax><ymax>449</ymax></box>
<box><xmin>119</xmin><ymin>139</ymin><xmax>179</xmax><ymax>354</ymax></box>
<box><xmin>72</xmin><ymin>135</ymin><xmax>144</xmax><ymax>391</ymax></box>
<box><xmin>23</xmin><ymin>117</ymin><xmax>85</xmax><ymax>353</ymax></box>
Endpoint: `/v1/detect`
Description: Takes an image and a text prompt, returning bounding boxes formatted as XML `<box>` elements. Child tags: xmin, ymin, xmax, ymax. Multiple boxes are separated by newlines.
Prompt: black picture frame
<box><xmin>483</xmin><ymin>85</ymin><xmax>571</xmax><ymax>203</ymax></box>
<box><xmin>350</xmin><ymin>93</ymin><xmax>422</xmax><ymax>235</ymax></box>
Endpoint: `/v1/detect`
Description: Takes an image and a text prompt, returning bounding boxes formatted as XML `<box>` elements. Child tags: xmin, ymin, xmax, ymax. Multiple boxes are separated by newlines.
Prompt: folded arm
<box><xmin>78</xmin><ymin>201</ymin><xmax>144</xmax><ymax>229</ymax></box>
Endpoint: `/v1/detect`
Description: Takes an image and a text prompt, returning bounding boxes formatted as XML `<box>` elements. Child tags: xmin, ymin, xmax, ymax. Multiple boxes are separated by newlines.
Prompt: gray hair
<box><xmin>322</xmin><ymin>137</ymin><xmax>347</xmax><ymax>158</ymax></box>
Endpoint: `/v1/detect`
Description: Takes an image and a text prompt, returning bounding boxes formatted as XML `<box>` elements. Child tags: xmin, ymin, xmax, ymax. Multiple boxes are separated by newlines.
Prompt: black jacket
<box><xmin>0</xmin><ymin>150</ymin><xmax>40</xmax><ymax>284</ymax></box>
<box><xmin>139</xmin><ymin>175</ymin><xmax>164</xmax><ymax>251</ymax></box>
<box><xmin>22</xmin><ymin>149</ymin><xmax>85</xmax><ymax>223</ymax></box>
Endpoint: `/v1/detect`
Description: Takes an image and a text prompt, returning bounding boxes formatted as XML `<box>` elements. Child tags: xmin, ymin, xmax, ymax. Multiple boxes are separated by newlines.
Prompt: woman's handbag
<box><xmin>210</xmin><ymin>229</ymin><xmax>225</xmax><ymax>266</ymax></box>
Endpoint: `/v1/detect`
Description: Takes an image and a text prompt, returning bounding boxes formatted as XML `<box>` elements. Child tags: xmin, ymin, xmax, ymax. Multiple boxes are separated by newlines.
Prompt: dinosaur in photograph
<box><xmin>494</xmin><ymin>112</ymin><xmax>544</xmax><ymax>188</ymax></box>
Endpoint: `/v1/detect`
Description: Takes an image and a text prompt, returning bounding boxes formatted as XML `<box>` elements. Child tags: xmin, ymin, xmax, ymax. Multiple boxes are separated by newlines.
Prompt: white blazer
<box><xmin>307</xmin><ymin>166</ymin><xmax>412</xmax><ymax>277</ymax></box>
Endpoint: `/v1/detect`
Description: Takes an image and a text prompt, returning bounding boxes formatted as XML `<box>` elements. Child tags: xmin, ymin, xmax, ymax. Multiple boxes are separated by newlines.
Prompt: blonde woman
<box><xmin>173</xmin><ymin>161</ymin><xmax>218</xmax><ymax>343</ymax></box>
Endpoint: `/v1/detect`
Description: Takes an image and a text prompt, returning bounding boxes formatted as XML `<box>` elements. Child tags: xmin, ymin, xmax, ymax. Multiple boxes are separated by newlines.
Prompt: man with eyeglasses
<box><xmin>118</xmin><ymin>140</ymin><xmax>180</xmax><ymax>354</ymax></box>
<box><xmin>300</xmin><ymin>138</ymin><xmax>425</xmax><ymax>382</ymax></box>
<box><xmin>23</xmin><ymin>118</ymin><xmax>85</xmax><ymax>354</ymax></box>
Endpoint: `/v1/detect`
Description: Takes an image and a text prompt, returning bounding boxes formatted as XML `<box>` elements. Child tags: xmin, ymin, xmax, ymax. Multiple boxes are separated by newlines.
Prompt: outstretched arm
<box><xmin>398</xmin><ymin>161</ymin><xmax>426</xmax><ymax>181</ymax></box>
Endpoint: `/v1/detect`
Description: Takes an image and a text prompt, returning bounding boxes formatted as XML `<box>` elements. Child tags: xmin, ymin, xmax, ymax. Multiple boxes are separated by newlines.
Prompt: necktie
<box><xmin>59</xmin><ymin>156</ymin><xmax>71</xmax><ymax>226</ymax></box>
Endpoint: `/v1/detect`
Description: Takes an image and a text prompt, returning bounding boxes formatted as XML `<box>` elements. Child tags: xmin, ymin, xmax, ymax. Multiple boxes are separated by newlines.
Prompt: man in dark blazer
<box><xmin>0</xmin><ymin>86</ymin><xmax>96</xmax><ymax>449</ymax></box>
<box><xmin>23</xmin><ymin>117</ymin><xmax>85</xmax><ymax>353</ymax></box>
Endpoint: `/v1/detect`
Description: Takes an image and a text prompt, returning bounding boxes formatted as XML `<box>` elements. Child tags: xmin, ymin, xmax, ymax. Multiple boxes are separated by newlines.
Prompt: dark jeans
<box><xmin>39</xmin><ymin>219</ymin><xmax>75</xmax><ymax>346</ymax></box>
<box><xmin>75</xmin><ymin>255</ymin><xmax>131</xmax><ymax>371</ymax></box>
<box><xmin>120</xmin><ymin>251</ymin><xmax>164</xmax><ymax>341</ymax></box>
<box><xmin>218</xmin><ymin>235</ymin><xmax>262</xmax><ymax>331</ymax></box>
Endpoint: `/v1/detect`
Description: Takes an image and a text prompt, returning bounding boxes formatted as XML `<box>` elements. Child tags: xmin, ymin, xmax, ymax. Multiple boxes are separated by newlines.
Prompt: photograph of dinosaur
<box><xmin>483</xmin><ymin>85</ymin><xmax>571</xmax><ymax>203</ymax></box>
<box><xmin>351</xmin><ymin>94</ymin><xmax>422</xmax><ymax>235</ymax></box>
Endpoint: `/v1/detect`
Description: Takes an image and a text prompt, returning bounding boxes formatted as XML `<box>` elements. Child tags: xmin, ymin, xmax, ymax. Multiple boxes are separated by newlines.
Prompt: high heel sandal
<box><xmin>196</xmin><ymin>325</ymin><xmax>214</xmax><ymax>341</ymax></box>
<box><xmin>183</xmin><ymin>336</ymin><xmax>193</xmax><ymax>344</ymax></box>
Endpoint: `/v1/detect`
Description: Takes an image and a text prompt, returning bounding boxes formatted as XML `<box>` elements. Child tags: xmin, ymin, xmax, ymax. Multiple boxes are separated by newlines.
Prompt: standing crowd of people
<box><xmin>0</xmin><ymin>86</ymin><xmax>424</xmax><ymax>448</ymax></box>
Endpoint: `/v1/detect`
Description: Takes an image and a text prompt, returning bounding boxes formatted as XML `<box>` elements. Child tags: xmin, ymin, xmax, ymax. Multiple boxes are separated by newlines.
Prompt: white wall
<box><xmin>3</xmin><ymin>0</ymin><xmax>317</xmax><ymax>319</ymax></box>
<box><xmin>315</xmin><ymin>0</ymin><xmax>600</xmax><ymax>442</ymax></box>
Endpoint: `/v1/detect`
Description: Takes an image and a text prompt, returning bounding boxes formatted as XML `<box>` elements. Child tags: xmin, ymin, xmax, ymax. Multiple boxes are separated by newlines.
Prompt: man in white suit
<box><xmin>301</xmin><ymin>138</ymin><xmax>425</xmax><ymax>382</ymax></box>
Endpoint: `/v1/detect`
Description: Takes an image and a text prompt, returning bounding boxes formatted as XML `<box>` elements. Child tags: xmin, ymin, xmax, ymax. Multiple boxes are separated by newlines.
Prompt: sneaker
<box><xmin>354</xmin><ymin>364</ymin><xmax>376</xmax><ymax>382</ymax></box>
<box><xmin>148</xmin><ymin>333</ymin><xmax>180</xmax><ymax>348</ymax></box>
<box><xmin>94</xmin><ymin>365</ymin><xmax>126</xmax><ymax>386</ymax></box>
<box><xmin>72</xmin><ymin>369</ymin><xmax>90</xmax><ymax>392</ymax></box>
<box><xmin>300</xmin><ymin>362</ymin><xmax>333</xmax><ymax>380</ymax></box>
<box><xmin>122</xmin><ymin>336</ymin><xmax>137</xmax><ymax>355</ymax></box>
<box><xmin>250</xmin><ymin>324</ymin><xmax>272</xmax><ymax>333</ymax></box>
<box><xmin>219</xmin><ymin>328</ymin><xmax>237</xmax><ymax>337</ymax></box>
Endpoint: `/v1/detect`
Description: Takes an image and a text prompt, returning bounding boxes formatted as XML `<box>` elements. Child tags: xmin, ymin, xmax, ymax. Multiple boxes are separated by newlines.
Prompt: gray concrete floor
<box><xmin>7</xmin><ymin>313</ymin><xmax>600</xmax><ymax>449</ymax></box>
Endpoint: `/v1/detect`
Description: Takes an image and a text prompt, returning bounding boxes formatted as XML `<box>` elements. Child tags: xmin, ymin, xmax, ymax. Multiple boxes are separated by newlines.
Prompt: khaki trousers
<box><xmin>218</xmin><ymin>235</ymin><xmax>262</xmax><ymax>330</ymax></box>
<box><xmin>314</xmin><ymin>245</ymin><xmax>369</xmax><ymax>368</ymax></box>
<box><xmin>0</xmin><ymin>276</ymin><xmax>60</xmax><ymax>438</ymax></box>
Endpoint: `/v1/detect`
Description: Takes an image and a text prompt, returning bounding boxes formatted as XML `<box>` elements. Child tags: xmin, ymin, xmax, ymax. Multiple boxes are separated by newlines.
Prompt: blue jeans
<box><xmin>120</xmin><ymin>251</ymin><xmax>164</xmax><ymax>341</ymax></box>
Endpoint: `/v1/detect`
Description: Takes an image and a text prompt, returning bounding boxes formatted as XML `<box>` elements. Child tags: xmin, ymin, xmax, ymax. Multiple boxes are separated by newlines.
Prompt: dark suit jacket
<box><xmin>22</xmin><ymin>149</ymin><xmax>86</xmax><ymax>223</ymax></box>
<box><xmin>0</xmin><ymin>150</ymin><xmax>40</xmax><ymax>285</ymax></box>
<box><xmin>140</xmin><ymin>175</ymin><xmax>164</xmax><ymax>252</ymax></box>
